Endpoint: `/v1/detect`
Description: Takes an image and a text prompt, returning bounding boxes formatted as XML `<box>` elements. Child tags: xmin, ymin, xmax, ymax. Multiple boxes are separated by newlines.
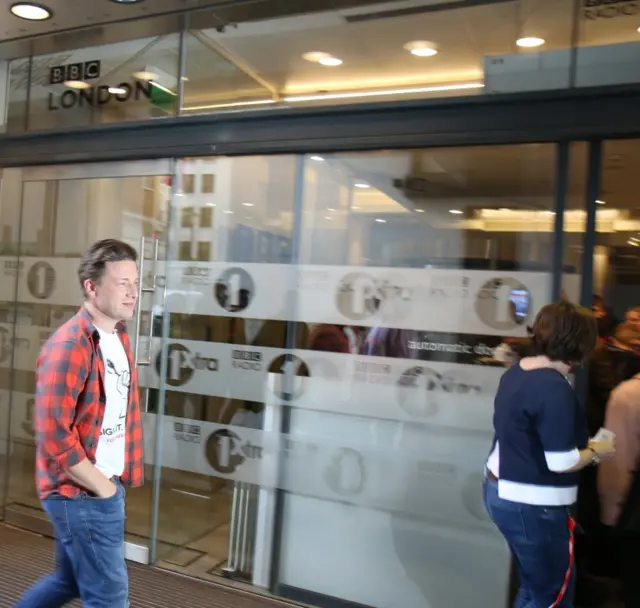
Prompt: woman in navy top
<box><xmin>484</xmin><ymin>301</ymin><xmax>615</xmax><ymax>607</ymax></box>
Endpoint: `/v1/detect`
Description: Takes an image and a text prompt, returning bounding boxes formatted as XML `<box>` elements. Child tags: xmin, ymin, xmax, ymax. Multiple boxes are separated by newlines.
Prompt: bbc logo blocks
<box><xmin>49</xmin><ymin>60</ymin><xmax>101</xmax><ymax>85</ymax></box>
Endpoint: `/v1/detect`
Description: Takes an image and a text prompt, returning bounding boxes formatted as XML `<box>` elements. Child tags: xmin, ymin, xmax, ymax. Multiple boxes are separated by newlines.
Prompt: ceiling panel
<box><xmin>0</xmin><ymin>0</ymin><xmax>223</xmax><ymax>40</ymax></box>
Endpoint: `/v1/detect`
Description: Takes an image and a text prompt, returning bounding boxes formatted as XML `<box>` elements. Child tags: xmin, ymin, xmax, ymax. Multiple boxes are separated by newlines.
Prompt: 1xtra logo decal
<box><xmin>205</xmin><ymin>428</ymin><xmax>262</xmax><ymax>474</ymax></box>
<box><xmin>474</xmin><ymin>277</ymin><xmax>531</xmax><ymax>331</ymax></box>
<box><xmin>157</xmin><ymin>343</ymin><xmax>218</xmax><ymax>387</ymax></box>
<box><xmin>336</xmin><ymin>272</ymin><xmax>412</xmax><ymax>321</ymax></box>
<box><xmin>397</xmin><ymin>366</ymin><xmax>483</xmax><ymax>419</ymax></box>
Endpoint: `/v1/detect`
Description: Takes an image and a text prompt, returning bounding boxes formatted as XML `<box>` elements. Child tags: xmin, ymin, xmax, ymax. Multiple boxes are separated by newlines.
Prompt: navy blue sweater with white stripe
<box><xmin>486</xmin><ymin>364</ymin><xmax>588</xmax><ymax>506</ymax></box>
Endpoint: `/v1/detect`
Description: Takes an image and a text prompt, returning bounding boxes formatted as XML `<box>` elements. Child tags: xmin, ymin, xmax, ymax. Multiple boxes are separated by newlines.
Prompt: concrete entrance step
<box><xmin>0</xmin><ymin>524</ymin><xmax>297</xmax><ymax>608</ymax></box>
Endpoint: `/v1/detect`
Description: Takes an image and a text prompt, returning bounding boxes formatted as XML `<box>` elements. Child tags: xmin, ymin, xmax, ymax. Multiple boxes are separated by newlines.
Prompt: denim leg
<box><xmin>66</xmin><ymin>484</ymin><xmax>129</xmax><ymax>608</ymax></box>
<box><xmin>484</xmin><ymin>480</ymin><xmax>574</xmax><ymax>608</ymax></box>
<box><xmin>13</xmin><ymin>534</ymin><xmax>79</xmax><ymax>608</ymax></box>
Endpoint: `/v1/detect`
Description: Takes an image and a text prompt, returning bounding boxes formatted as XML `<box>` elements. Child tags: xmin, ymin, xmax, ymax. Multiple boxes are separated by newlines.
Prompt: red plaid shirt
<box><xmin>35</xmin><ymin>307</ymin><xmax>144</xmax><ymax>499</ymax></box>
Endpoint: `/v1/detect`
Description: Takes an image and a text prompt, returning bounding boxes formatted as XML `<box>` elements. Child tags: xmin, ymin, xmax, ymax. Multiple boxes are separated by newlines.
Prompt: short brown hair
<box><xmin>530</xmin><ymin>301</ymin><xmax>598</xmax><ymax>364</ymax></box>
<box><xmin>78</xmin><ymin>239</ymin><xmax>138</xmax><ymax>297</ymax></box>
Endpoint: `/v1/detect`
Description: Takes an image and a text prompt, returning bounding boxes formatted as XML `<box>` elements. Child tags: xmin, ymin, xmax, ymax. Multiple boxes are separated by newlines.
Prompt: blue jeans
<box><xmin>15</xmin><ymin>481</ymin><xmax>129</xmax><ymax>608</ymax></box>
<box><xmin>484</xmin><ymin>478</ymin><xmax>575</xmax><ymax>608</ymax></box>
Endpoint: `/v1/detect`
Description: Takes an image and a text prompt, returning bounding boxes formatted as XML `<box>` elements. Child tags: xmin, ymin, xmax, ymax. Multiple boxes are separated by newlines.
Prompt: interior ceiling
<box><xmin>185</xmin><ymin>0</ymin><xmax>640</xmax><ymax>99</ymax></box>
<box><xmin>0</xmin><ymin>0</ymin><xmax>393</xmax><ymax>41</ymax></box>
<box><xmin>6</xmin><ymin>0</ymin><xmax>640</xmax><ymax>102</ymax></box>
<box><xmin>335</xmin><ymin>142</ymin><xmax>640</xmax><ymax>213</ymax></box>
<box><xmin>0</xmin><ymin>0</ymin><xmax>212</xmax><ymax>39</ymax></box>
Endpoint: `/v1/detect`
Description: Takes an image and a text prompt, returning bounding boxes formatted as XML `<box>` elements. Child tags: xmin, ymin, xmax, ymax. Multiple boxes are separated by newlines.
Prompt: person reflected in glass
<box><xmin>625</xmin><ymin>306</ymin><xmax>640</xmax><ymax>330</ymax></box>
<box><xmin>483</xmin><ymin>301</ymin><xmax>615</xmax><ymax>608</ymax></box>
<box><xmin>592</xmin><ymin>294</ymin><xmax>617</xmax><ymax>342</ymax></box>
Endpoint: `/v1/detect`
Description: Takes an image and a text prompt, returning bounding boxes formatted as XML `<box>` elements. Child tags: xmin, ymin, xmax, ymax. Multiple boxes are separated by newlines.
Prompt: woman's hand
<box><xmin>589</xmin><ymin>439</ymin><xmax>616</xmax><ymax>460</ymax></box>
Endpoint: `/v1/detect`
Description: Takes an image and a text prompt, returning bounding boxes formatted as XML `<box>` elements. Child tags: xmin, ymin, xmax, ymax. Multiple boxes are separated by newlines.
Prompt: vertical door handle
<box><xmin>134</xmin><ymin>236</ymin><xmax>161</xmax><ymax>368</ymax></box>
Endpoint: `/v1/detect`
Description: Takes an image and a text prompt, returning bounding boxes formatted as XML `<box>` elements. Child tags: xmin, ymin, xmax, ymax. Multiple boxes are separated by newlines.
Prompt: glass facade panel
<box><xmin>181</xmin><ymin>30</ymin><xmax>273</xmax><ymax>112</ymax></box>
<box><xmin>274</xmin><ymin>145</ymin><xmax>559</xmax><ymax>608</ymax></box>
<box><xmin>183</xmin><ymin>0</ymin><xmax>575</xmax><ymax>113</ymax></box>
<box><xmin>15</xmin><ymin>34</ymin><xmax>180</xmax><ymax>132</ymax></box>
<box><xmin>593</xmin><ymin>140</ymin><xmax>640</xmax><ymax>324</ymax></box>
<box><xmin>0</xmin><ymin>141</ymin><xmax>611</xmax><ymax>608</ymax></box>
<box><xmin>148</xmin><ymin>155</ymin><xmax>299</xmax><ymax>581</ymax></box>
<box><xmin>576</xmin><ymin>6</ymin><xmax>640</xmax><ymax>88</ymax></box>
<box><xmin>3</xmin><ymin>1</ymin><xmax>640</xmax><ymax>127</ymax></box>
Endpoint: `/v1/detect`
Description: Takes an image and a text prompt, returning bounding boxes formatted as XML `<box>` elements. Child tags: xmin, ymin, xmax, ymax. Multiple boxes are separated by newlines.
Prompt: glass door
<box><xmin>0</xmin><ymin>160</ymin><xmax>173</xmax><ymax>564</ymax></box>
<box><xmin>141</xmin><ymin>155</ymin><xmax>297</xmax><ymax>586</ymax></box>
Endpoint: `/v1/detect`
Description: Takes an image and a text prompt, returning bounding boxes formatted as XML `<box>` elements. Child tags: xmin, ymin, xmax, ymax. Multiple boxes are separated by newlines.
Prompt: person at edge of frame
<box><xmin>483</xmin><ymin>301</ymin><xmax>616</xmax><ymax>608</ymax></box>
<box><xmin>14</xmin><ymin>239</ymin><xmax>144</xmax><ymax>608</ymax></box>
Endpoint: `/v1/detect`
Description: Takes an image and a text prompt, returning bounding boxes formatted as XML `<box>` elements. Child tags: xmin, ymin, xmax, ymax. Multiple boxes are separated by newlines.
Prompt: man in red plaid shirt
<box><xmin>16</xmin><ymin>239</ymin><xmax>144</xmax><ymax>608</ymax></box>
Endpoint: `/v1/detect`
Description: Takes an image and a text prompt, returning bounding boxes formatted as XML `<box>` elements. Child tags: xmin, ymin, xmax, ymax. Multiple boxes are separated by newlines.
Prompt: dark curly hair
<box><xmin>530</xmin><ymin>301</ymin><xmax>598</xmax><ymax>364</ymax></box>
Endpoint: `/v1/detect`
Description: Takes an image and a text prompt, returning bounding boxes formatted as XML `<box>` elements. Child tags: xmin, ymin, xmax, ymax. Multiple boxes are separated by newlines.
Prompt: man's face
<box><xmin>626</xmin><ymin>310</ymin><xmax>640</xmax><ymax>329</ymax></box>
<box><xmin>592</xmin><ymin>301</ymin><xmax>606</xmax><ymax>319</ymax></box>
<box><xmin>87</xmin><ymin>260</ymin><xmax>138</xmax><ymax>322</ymax></box>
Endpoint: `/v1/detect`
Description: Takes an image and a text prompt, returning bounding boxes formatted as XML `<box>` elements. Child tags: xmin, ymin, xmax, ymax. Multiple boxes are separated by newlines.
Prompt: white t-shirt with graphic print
<box><xmin>94</xmin><ymin>328</ymin><xmax>130</xmax><ymax>478</ymax></box>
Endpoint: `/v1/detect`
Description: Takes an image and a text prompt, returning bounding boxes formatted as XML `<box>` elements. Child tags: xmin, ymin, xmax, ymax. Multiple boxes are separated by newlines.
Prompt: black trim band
<box><xmin>2</xmin><ymin>84</ymin><xmax>640</xmax><ymax>167</ymax></box>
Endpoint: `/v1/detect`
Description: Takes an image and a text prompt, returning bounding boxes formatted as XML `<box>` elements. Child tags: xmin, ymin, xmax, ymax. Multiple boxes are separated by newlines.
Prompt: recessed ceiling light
<box><xmin>449</xmin><ymin>209</ymin><xmax>464</xmax><ymax>215</ymax></box>
<box><xmin>302</xmin><ymin>51</ymin><xmax>331</xmax><ymax>63</ymax></box>
<box><xmin>64</xmin><ymin>80</ymin><xmax>91</xmax><ymax>90</ymax></box>
<box><xmin>10</xmin><ymin>2</ymin><xmax>52</xmax><ymax>20</ymax></box>
<box><xmin>415</xmin><ymin>209</ymin><xmax>425</xmax><ymax>213</ymax></box>
<box><xmin>206</xmin><ymin>202</ymin><xmax>216</xmax><ymax>207</ymax></box>
<box><xmin>324</xmin><ymin>216</ymin><xmax>332</xmax><ymax>220</ymax></box>
<box><xmin>354</xmin><ymin>182</ymin><xmax>370</xmax><ymax>189</ymax></box>
<box><xmin>242</xmin><ymin>203</ymin><xmax>254</xmax><ymax>207</ymax></box>
<box><xmin>319</xmin><ymin>57</ymin><xmax>343</xmax><ymax>67</ymax></box>
<box><xmin>404</xmin><ymin>41</ymin><xmax>438</xmax><ymax>57</ymax></box>
<box><xmin>310</xmin><ymin>155</ymin><xmax>325</xmax><ymax>162</ymax></box>
<box><xmin>374</xmin><ymin>218</ymin><xmax>386</xmax><ymax>223</ymax></box>
<box><xmin>596</xmin><ymin>199</ymin><xmax>606</xmax><ymax>205</ymax></box>
<box><xmin>223</xmin><ymin>210</ymin><xmax>234</xmax><ymax>214</ymax></box>
<box><xmin>351</xmin><ymin>206</ymin><xmax>360</xmax><ymax>210</ymax></box>
<box><xmin>516</xmin><ymin>37</ymin><xmax>545</xmax><ymax>48</ymax></box>
<box><xmin>108</xmin><ymin>86</ymin><xmax>127</xmax><ymax>95</ymax></box>
<box><xmin>133</xmin><ymin>70</ymin><xmax>158</xmax><ymax>81</ymax></box>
